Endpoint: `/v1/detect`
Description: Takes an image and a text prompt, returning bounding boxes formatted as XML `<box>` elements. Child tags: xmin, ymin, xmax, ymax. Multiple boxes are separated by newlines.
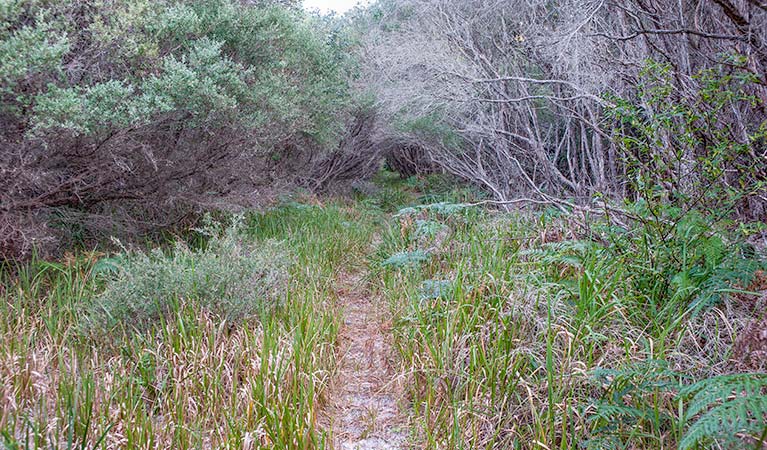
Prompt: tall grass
<box><xmin>2</xmin><ymin>175</ymin><xmax>764</xmax><ymax>449</ymax></box>
<box><xmin>371</xmin><ymin>194</ymin><xmax>766</xmax><ymax>449</ymax></box>
<box><xmin>1</xmin><ymin>200</ymin><xmax>378</xmax><ymax>449</ymax></box>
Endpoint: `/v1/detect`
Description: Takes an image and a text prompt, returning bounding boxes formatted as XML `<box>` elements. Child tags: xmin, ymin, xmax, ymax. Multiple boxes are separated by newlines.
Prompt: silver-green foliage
<box><xmin>418</xmin><ymin>278</ymin><xmax>453</xmax><ymax>300</ymax></box>
<box><xmin>86</xmin><ymin>220</ymin><xmax>291</xmax><ymax>332</ymax></box>
<box><xmin>17</xmin><ymin>1</ymin><xmax>348</xmax><ymax>140</ymax></box>
<box><xmin>1</xmin><ymin>0</ymin><xmax>355</xmax><ymax>260</ymax></box>
<box><xmin>382</xmin><ymin>250</ymin><xmax>430</xmax><ymax>269</ymax></box>
<box><xmin>413</xmin><ymin>219</ymin><xmax>446</xmax><ymax>242</ymax></box>
<box><xmin>0</xmin><ymin>14</ymin><xmax>68</xmax><ymax>92</ymax></box>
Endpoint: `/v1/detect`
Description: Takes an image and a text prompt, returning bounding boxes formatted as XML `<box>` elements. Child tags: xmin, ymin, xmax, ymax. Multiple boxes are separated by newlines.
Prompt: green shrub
<box><xmin>85</xmin><ymin>220</ymin><xmax>290</xmax><ymax>333</ymax></box>
<box><xmin>603</xmin><ymin>206</ymin><xmax>764</xmax><ymax>320</ymax></box>
<box><xmin>8</xmin><ymin>0</ymin><xmax>349</xmax><ymax>139</ymax></box>
<box><xmin>530</xmin><ymin>205</ymin><xmax>765</xmax><ymax>332</ymax></box>
<box><xmin>1</xmin><ymin>0</ymin><xmax>355</xmax><ymax>260</ymax></box>
<box><xmin>608</xmin><ymin>57</ymin><xmax>767</xmax><ymax>221</ymax></box>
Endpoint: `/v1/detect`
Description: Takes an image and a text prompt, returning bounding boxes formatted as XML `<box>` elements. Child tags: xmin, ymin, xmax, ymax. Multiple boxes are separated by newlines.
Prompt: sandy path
<box><xmin>323</xmin><ymin>271</ymin><xmax>408</xmax><ymax>450</ymax></box>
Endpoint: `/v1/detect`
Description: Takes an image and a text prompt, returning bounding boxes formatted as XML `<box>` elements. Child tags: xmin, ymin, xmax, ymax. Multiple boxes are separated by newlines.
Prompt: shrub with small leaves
<box><xmin>0</xmin><ymin>0</ymin><xmax>355</xmax><ymax>260</ymax></box>
<box><xmin>85</xmin><ymin>219</ymin><xmax>291</xmax><ymax>333</ymax></box>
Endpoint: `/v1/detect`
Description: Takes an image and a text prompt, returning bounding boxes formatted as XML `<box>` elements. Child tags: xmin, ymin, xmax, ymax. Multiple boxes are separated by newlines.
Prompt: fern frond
<box><xmin>680</xmin><ymin>373</ymin><xmax>767</xmax><ymax>419</ymax></box>
<box><xmin>680</xmin><ymin>373</ymin><xmax>767</xmax><ymax>450</ymax></box>
<box><xmin>590</xmin><ymin>402</ymin><xmax>653</xmax><ymax>423</ymax></box>
<box><xmin>419</xmin><ymin>279</ymin><xmax>455</xmax><ymax>300</ymax></box>
<box><xmin>680</xmin><ymin>396</ymin><xmax>767</xmax><ymax>450</ymax></box>
<box><xmin>394</xmin><ymin>202</ymin><xmax>468</xmax><ymax>218</ymax></box>
<box><xmin>520</xmin><ymin>239</ymin><xmax>599</xmax><ymax>268</ymax></box>
<box><xmin>381</xmin><ymin>250</ymin><xmax>430</xmax><ymax>269</ymax></box>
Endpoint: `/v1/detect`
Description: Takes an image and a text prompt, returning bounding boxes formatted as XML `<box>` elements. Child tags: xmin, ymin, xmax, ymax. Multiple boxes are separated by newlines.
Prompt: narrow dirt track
<box><xmin>323</xmin><ymin>271</ymin><xmax>408</xmax><ymax>450</ymax></box>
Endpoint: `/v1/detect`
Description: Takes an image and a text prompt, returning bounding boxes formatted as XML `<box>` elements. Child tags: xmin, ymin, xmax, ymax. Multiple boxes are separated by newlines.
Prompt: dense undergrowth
<box><xmin>2</xmin><ymin>0</ymin><xmax>765</xmax><ymax>447</ymax></box>
<box><xmin>1</xmin><ymin>172</ymin><xmax>766</xmax><ymax>449</ymax></box>
<box><xmin>369</xmin><ymin>174</ymin><xmax>767</xmax><ymax>449</ymax></box>
<box><xmin>0</xmin><ymin>199</ymin><xmax>378</xmax><ymax>449</ymax></box>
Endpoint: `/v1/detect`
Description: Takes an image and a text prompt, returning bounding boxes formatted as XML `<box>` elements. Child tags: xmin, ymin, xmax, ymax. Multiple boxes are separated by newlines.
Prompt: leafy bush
<box><xmin>0</xmin><ymin>0</ymin><xmax>354</xmax><ymax>260</ymax></box>
<box><xmin>85</xmin><ymin>220</ymin><xmax>290</xmax><ymax>333</ymax></box>
<box><xmin>530</xmin><ymin>205</ymin><xmax>765</xmax><ymax>333</ymax></box>
<box><xmin>608</xmin><ymin>58</ymin><xmax>767</xmax><ymax>221</ymax></box>
<box><xmin>606</xmin><ymin>208</ymin><xmax>764</xmax><ymax>318</ymax></box>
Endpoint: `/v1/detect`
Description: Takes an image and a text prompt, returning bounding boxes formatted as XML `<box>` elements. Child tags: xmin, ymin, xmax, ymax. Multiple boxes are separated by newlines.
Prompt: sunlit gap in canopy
<box><xmin>303</xmin><ymin>0</ymin><xmax>368</xmax><ymax>15</ymax></box>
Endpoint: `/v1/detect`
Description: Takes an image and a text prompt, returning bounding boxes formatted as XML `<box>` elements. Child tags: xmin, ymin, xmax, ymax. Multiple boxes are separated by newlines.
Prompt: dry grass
<box><xmin>371</xmin><ymin>195</ymin><xmax>767</xmax><ymax>449</ymax></box>
<box><xmin>1</xmin><ymin>201</ymin><xmax>378</xmax><ymax>449</ymax></box>
<box><xmin>1</xmin><ymin>307</ymin><xmax>319</xmax><ymax>448</ymax></box>
<box><xmin>2</xmin><ymin>179</ymin><xmax>765</xmax><ymax>449</ymax></box>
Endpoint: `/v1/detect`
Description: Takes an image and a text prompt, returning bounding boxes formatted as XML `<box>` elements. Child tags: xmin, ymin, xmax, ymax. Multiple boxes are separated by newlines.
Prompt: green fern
<box><xmin>679</xmin><ymin>373</ymin><xmax>767</xmax><ymax>450</ymax></box>
<box><xmin>381</xmin><ymin>250</ymin><xmax>430</xmax><ymax>269</ymax></box>
<box><xmin>414</xmin><ymin>219</ymin><xmax>446</xmax><ymax>239</ymax></box>
<box><xmin>587</xmin><ymin>361</ymin><xmax>682</xmax><ymax>447</ymax></box>
<box><xmin>521</xmin><ymin>239</ymin><xmax>598</xmax><ymax>269</ymax></box>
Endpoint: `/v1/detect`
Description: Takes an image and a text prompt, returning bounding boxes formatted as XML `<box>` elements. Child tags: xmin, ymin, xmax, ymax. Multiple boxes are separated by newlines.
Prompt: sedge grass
<box><xmin>1</xmin><ymin>200</ymin><xmax>378</xmax><ymax>449</ymax></box>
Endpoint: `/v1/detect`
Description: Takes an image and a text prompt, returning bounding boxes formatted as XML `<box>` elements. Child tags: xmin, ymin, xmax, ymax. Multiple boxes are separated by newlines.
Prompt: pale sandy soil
<box><xmin>322</xmin><ymin>271</ymin><xmax>409</xmax><ymax>450</ymax></box>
